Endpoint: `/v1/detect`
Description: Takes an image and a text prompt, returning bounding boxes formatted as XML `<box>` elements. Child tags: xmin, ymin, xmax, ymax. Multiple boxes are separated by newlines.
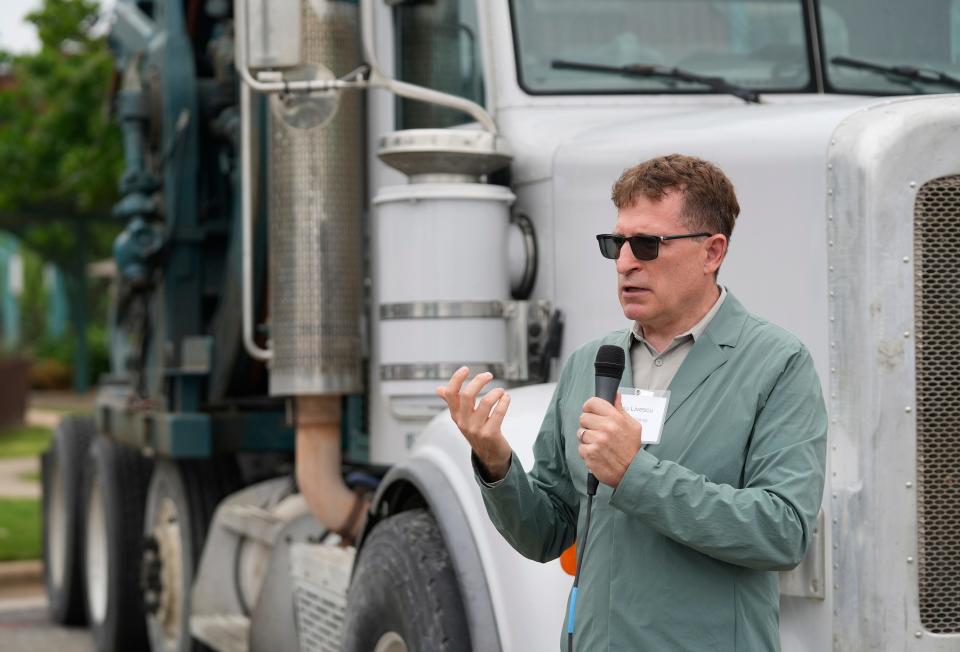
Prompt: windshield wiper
<box><xmin>551</xmin><ymin>59</ymin><xmax>761</xmax><ymax>104</ymax></box>
<box><xmin>830</xmin><ymin>56</ymin><xmax>960</xmax><ymax>91</ymax></box>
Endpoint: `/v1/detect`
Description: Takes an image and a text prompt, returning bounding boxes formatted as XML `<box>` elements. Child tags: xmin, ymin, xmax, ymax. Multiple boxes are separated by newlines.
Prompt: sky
<box><xmin>0</xmin><ymin>0</ymin><xmax>114</xmax><ymax>54</ymax></box>
<box><xmin>0</xmin><ymin>0</ymin><xmax>43</xmax><ymax>53</ymax></box>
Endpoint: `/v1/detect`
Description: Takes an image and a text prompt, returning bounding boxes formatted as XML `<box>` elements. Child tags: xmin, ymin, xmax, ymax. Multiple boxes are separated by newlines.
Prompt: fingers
<box><xmin>487</xmin><ymin>392</ymin><xmax>511</xmax><ymax>432</ymax></box>
<box><xmin>463</xmin><ymin>371</ymin><xmax>494</xmax><ymax>401</ymax></box>
<box><xmin>576</xmin><ymin>427</ymin><xmax>584</xmax><ymax>443</ymax></box>
<box><xmin>578</xmin><ymin>412</ymin><xmax>607</xmax><ymax>432</ymax></box>
<box><xmin>582</xmin><ymin>396</ymin><xmax>619</xmax><ymax>416</ymax></box>
<box><xmin>458</xmin><ymin>371</ymin><xmax>494</xmax><ymax>424</ymax></box>
<box><xmin>436</xmin><ymin>368</ymin><xmax>508</xmax><ymax>445</ymax></box>
<box><xmin>436</xmin><ymin>366</ymin><xmax>471</xmax><ymax>409</ymax></box>
<box><xmin>467</xmin><ymin>387</ymin><xmax>505</xmax><ymax>433</ymax></box>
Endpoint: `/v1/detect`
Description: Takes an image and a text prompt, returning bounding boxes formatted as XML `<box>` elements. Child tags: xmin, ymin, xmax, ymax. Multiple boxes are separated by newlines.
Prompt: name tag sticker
<box><xmin>619</xmin><ymin>388</ymin><xmax>670</xmax><ymax>445</ymax></box>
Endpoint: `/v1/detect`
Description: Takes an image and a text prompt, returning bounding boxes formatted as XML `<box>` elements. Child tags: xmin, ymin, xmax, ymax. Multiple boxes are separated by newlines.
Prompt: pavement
<box><xmin>23</xmin><ymin>410</ymin><xmax>59</xmax><ymax>430</ymax></box>
<box><xmin>0</xmin><ymin>605</ymin><xmax>95</xmax><ymax>652</ymax></box>
<box><xmin>0</xmin><ymin>393</ymin><xmax>96</xmax><ymax>651</ymax></box>
<box><xmin>0</xmin><ymin>458</ymin><xmax>40</xmax><ymax>499</ymax></box>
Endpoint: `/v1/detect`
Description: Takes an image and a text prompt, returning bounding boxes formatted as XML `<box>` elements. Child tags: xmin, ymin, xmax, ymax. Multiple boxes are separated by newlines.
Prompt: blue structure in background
<box><xmin>0</xmin><ymin>232</ymin><xmax>72</xmax><ymax>353</ymax></box>
<box><xmin>0</xmin><ymin>232</ymin><xmax>21</xmax><ymax>351</ymax></box>
<box><xmin>44</xmin><ymin>263</ymin><xmax>68</xmax><ymax>339</ymax></box>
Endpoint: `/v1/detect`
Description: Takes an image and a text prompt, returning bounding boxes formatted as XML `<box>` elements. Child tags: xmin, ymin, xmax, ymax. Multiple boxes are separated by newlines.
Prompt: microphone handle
<box><xmin>595</xmin><ymin>375</ymin><xmax>619</xmax><ymax>404</ymax></box>
<box><xmin>587</xmin><ymin>375</ymin><xmax>621</xmax><ymax>495</ymax></box>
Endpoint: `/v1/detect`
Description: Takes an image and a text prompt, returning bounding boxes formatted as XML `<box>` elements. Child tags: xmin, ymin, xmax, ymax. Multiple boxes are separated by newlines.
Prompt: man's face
<box><xmin>613</xmin><ymin>191</ymin><xmax>721</xmax><ymax>330</ymax></box>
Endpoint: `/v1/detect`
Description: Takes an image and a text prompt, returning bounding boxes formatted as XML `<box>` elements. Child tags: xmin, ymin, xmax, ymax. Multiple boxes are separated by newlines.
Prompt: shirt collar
<box><xmin>632</xmin><ymin>285</ymin><xmax>728</xmax><ymax>347</ymax></box>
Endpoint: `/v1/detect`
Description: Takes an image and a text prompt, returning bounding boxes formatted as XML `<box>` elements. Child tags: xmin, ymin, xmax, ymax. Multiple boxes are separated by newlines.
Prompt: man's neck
<box><xmin>639</xmin><ymin>285</ymin><xmax>721</xmax><ymax>352</ymax></box>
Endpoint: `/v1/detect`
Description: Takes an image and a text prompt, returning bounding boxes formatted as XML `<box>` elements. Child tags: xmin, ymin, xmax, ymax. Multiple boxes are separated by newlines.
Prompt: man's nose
<box><xmin>616</xmin><ymin>241</ymin><xmax>642</xmax><ymax>274</ymax></box>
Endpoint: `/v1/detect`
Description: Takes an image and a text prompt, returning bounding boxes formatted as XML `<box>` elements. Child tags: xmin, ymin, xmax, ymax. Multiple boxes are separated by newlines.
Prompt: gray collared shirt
<box><xmin>630</xmin><ymin>285</ymin><xmax>727</xmax><ymax>391</ymax></box>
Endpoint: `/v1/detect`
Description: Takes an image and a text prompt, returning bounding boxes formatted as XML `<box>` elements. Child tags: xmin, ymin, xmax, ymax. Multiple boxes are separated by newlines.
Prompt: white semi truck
<box><xmin>40</xmin><ymin>0</ymin><xmax>960</xmax><ymax>650</ymax></box>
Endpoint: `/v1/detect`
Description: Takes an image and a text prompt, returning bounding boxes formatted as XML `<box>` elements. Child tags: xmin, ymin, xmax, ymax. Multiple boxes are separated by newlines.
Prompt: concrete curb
<box><xmin>0</xmin><ymin>560</ymin><xmax>42</xmax><ymax>587</ymax></box>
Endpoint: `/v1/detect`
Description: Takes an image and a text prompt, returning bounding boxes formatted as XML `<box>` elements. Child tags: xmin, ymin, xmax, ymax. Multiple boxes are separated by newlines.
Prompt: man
<box><xmin>437</xmin><ymin>154</ymin><xmax>827</xmax><ymax>650</ymax></box>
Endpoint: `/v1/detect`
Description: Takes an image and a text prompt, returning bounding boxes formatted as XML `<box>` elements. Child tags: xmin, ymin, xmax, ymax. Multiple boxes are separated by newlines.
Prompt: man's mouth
<box><xmin>621</xmin><ymin>285</ymin><xmax>650</xmax><ymax>297</ymax></box>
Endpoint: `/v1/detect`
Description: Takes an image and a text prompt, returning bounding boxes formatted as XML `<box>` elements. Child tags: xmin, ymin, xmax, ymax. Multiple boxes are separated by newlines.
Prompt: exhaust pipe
<box><xmin>295</xmin><ymin>395</ymin><xmax>368</xmax><ymax>543</ymax></box>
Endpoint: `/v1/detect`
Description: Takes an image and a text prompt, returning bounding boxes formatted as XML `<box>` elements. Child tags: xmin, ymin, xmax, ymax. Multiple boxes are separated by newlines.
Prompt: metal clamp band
<box><xmin>380</xmin><ymin>300</ymin><xmax>512</xmax><ymax>320</ymax></box>
<box><xmin>380</xmin><ymin>363</ymin><xmax>506</xmax><ymax>381</ymax></box>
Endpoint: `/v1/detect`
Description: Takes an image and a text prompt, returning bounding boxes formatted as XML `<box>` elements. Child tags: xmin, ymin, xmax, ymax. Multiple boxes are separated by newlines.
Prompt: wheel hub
<box><xmin>84</xmin><ymin>475</ymin><xmax>109</xmax><ymax>624</ymax></box>
<box><xmin>373</xmin><ymin>632</ymin><xmax>409</xmax><ymax>652</ymax></box>
<box><xmin>46</xmin><ymin>461</ymin><xmax>66</xmax><ymax>588</ymax></box>
<box><xmin>147</xmin><ymin>497</ymin><xmax>183</xmax><ymax>646</ymax></box>
<box><xmin>140</xmin><ymin>536</ymin><xmax>162</xmax><ymax>614</ymax></box>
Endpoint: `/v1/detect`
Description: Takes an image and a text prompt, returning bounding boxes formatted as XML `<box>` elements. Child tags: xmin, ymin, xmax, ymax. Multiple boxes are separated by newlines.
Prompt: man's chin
<box><xmin>620</xmin><ymin>301</ymin><xmax>654</xmax><ymax>323</ymax></box>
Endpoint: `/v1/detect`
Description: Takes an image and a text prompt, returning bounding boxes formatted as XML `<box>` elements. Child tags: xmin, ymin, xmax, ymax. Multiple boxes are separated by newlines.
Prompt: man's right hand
<box><xmin>436</xmin><ymin>367</ymin><xmax>513</xmax><ymax>482</ymax></box>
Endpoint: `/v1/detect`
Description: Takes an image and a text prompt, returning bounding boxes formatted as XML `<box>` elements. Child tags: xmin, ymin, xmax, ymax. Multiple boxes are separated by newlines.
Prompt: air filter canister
<box><xmin>374</xmin><ymin>183</ymin><xmax>516</xmax><ymax>398</ymax></box>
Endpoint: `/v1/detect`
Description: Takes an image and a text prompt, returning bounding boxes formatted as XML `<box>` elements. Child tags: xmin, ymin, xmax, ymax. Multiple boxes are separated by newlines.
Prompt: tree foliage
<box><xmin>0</xmin><ymin>0</ymin><xmax>121</xmax><ymax>266</ymax></box>
<box><xmin>0</xmin><ymin>0</ymin><xmax>124</xmax><ymax>390</ymax></box>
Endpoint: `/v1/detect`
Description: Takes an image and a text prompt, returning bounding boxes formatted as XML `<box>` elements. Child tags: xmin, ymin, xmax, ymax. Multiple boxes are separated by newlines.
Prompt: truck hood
<box><xmin>498</xmin><ymin>95</ymin><xmax>879</xmax><ymax>185</ymax></box>
<box><xmin>498</xmin><ymin>95</ymin><xmax>895</xmax><ymax>369</ymax></box>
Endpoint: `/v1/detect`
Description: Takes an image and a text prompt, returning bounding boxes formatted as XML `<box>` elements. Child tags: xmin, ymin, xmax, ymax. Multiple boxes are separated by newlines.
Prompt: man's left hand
<box><xmin>578</xmin><ymin>393</ymin><xmax>642</xmax><ymax>488</ymax></box>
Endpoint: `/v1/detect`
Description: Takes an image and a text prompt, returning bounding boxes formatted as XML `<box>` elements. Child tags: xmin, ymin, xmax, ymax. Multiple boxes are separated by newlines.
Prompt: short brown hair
<box><xmin>611</xmin><ymin>154</ymin><xmax>740</xmax><ymax>239</ymax></box>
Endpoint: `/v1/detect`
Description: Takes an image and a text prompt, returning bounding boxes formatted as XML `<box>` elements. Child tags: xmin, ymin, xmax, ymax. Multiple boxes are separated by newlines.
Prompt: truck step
<box><xmin>191</xmin><ymin>613</ymin><xmax>250</xmax><ymax>652</ymax></box>
<box><xmin>291</xmin><ymin>542</ymin><xmax>355</xmax><ymax>652</ymax></box>
<box><xmin>219</xmin><ymin>503</ymin><xmax>287</xmax><ymax>545</ymax></box>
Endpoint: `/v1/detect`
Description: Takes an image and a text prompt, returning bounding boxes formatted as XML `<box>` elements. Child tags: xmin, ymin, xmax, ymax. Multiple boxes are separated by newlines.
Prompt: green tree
<box><xmin>0</xmin><ymin>0</ymin><xmax>122</xmax><ymax>391</ymax></box>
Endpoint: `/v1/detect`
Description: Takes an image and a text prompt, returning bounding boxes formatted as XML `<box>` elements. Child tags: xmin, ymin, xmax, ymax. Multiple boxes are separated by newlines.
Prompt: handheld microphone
<box><xmin>589</xmin><ymin>345</ymin><xmax>625</xmax><ymax>495</ymax></box>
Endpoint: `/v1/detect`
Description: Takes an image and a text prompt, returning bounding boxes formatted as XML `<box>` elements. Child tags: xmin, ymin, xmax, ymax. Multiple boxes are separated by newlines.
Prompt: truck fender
<box><xmin>366</xmin><ymin>455</ymin><xmax>502</xmax><ymax>652</ymax></box>
<box><xmin>364</xmin><ymin>383</ymin><xmax>570</xmax><ymax>652</ymax></box>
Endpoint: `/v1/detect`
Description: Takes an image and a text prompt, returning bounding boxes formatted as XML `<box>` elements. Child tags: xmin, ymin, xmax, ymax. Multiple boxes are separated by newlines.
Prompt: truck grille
<box><xmin>914</xmin><ymin>175</ymin><xmax>960</xmax><ymax>634</ymax></box>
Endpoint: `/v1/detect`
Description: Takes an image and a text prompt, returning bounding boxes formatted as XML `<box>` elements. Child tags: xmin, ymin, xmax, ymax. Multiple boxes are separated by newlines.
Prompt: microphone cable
<box><xmin>567</xmin><ymin>488</ymin><xmax>596</xmax><ymax>652</ymax></box>
<box><xmin>568</xmin><ymin>344</ymin><xmax>624</xmax><ymax>650</ymax></box>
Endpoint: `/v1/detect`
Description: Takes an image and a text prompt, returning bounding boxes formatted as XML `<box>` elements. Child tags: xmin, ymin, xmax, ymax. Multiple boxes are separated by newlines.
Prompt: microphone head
<box><xmin>594</xmin><ymin>344</ymin><xmax>625</xmax><ymax>380</ymax></box>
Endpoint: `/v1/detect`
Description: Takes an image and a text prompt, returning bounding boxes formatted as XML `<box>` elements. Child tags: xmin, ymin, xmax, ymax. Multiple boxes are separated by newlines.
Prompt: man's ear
<box><xmin>704</xmin><ymin>234</ymin><xmax>727</xmax><ymax>274</ymax></box>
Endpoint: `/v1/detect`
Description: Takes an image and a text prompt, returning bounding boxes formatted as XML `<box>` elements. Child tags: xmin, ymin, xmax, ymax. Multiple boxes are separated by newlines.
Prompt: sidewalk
<box><xmin>28</xmin><ymin>391</ymin><xmax>96</xmax><ymax>414</ymax></box>
<box><xmin>0</xmin><ymin>397</ymin><xmax>71</xmax><ymax>499</ymax></box>
<box><xmin>0</xmin><ymin>560</ymin><xmax>43</xmax><ymax>607</ymax></box>
<box><xmin>0</xmin><ymin>458</ymin><xmax>39</xmax><ymax>499</ymax></box>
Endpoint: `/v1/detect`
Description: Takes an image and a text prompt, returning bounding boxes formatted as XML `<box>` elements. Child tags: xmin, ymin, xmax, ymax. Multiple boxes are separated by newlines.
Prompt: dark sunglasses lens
<box><xmin>597</xmin><ymin>235</ymin><xmax>623</xmax><ymax>259</ymax></box>
<box><xmin>628</xmin><ymin>236</ymin><xmax>659</xmax><ymax>260</ymax></box>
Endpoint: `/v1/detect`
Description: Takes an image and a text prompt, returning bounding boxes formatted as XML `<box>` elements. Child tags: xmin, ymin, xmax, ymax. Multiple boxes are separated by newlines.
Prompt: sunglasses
<box><xmin>596</xmin><ymin>232</ymin><xmax>712</xmax><ymax>261</ymax></box>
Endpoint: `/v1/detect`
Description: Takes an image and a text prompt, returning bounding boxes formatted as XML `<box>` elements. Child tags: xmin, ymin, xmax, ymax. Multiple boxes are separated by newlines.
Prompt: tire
<box><xmin>83</xmin><ymin>434</ymin><xmax>153</xmax><ymax>652</ymax></box>
<box><xmin>142</xmin><ymin>458</ymin><xmax>241</xmax><ymax>652</ymax></box>
<box><xmin>342</xmin><ymin>509</ymin><xmax>471</xmax><ymax>652</ymax></box>
<box><xmin>42</xmin><ymin>415</ymin><xmax>95</xmax><ymax>625</ymax></box>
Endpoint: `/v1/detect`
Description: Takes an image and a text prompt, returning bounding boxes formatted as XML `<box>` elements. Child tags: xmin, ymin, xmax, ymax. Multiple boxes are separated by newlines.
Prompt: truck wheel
<box><xmin>142</xmin><ymin>458</ymin><xmax>241</xmax><ymax>652</ymax></box>
<box><xmin>83</xmin><ymin>434</ymin><xmax>153</xmax><ymax>651</ymax></box>
<box><xmin>342</xmin><ymin>509</ymin><xmax>471</xmax><ymax>652</ymax></box>
<box><xmin>42</xmin><ymin>415</ymin><xmax>94</xmax><ymax>625</ymax></box>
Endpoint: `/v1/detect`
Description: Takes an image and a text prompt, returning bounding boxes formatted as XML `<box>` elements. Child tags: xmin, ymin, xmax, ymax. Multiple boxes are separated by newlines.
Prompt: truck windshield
<box><xmin>821</xmin><ymin>0</ymin><xmax>960</xmax><ymax>94</ymax></box>
<box><xmin>509</xmin><ymin>0</ymin><xmax>812</xmax><ymax>94</ymax></box>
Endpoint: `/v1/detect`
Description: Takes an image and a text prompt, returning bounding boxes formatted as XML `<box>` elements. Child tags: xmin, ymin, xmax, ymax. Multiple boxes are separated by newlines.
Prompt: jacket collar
<box><xmin>664</xmin><ymin>292</ymin><xmax>748</xmax><ymax>422</ymax></box>
<box><xmin>609</xmin><ymin>292</ymin><xmax>749</xmax><ymax>421</ymax></box>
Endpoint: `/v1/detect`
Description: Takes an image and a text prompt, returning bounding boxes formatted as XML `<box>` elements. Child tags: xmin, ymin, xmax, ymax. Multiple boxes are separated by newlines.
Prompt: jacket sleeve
<box><xmin>473</xmin><ymin>365</ymin><xmax>581</xmax><ymax>563</ymax></box>
<box><xmin>609</xmin><ymin>345</ymin><xmax>827</xmax><ymax>571</ymax></box>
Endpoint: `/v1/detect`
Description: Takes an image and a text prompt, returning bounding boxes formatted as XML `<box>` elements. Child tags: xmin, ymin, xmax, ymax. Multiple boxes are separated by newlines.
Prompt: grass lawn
<box><xmin>0</xmin><ymin>425</ymin><xmax>53</xmax><ymax>459</ymax></box>
<box><xmin>18</xmin><ymin>471</ymin><xmax>39</xmax><ymax>483</ymax></box>
<box><xmin>0</xmin><ymin>498</ymin><xmax>41</xmax><ymax>561</ymax></box>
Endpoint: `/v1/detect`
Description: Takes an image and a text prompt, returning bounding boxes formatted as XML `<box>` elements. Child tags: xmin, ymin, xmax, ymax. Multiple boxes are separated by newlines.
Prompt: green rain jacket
<box><xmin>476</xmin><ymin>293</ymin><xmax>827</xmax><ymax>651</ymax></box>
